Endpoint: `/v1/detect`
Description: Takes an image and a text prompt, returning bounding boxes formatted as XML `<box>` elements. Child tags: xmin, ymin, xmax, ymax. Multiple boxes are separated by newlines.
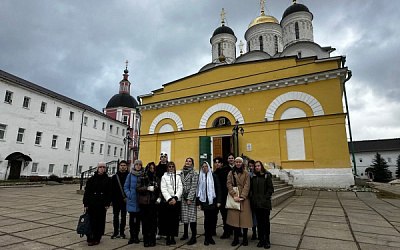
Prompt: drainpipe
<box><xmin>342</xmin><ymin>67</ymin><xmax>357</xmax><ymax>176</ymax></box>
<box><xmin>77</xmin><ymin>109</ymin><xmax>86</xmax><ymax>181</ymax></box>
<box><xmin>136</xmin><ymin>96</ymin><xmax>142</xmax><ymax>158</ymax></box>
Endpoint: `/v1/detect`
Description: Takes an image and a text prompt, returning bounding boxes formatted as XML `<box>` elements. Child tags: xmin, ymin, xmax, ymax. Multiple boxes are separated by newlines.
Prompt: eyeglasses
<box><xmin>168</xmin><ymin>166</ymin><xmax>175</xmax><ymax>168</ymax></box>
<box><xmin>161</xmin><ymin>156</ymin><xmax>167</xmax><ymax>158</ymax></box>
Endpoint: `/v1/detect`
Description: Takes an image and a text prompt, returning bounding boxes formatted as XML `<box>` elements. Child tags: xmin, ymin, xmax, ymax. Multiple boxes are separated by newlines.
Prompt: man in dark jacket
<box><xmin>111</xmin><ymin>160</ymin><xmax>129</xmax><ymax>239</ymax></box>
<box><xmin>213</xmin><ymin>157</ymin><xmax>232</xmax><ymax>239</ymax></box>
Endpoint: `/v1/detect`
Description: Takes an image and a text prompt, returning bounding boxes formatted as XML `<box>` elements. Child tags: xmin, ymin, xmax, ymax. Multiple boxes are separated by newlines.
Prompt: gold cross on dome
<box><xmin>259</xmin><ymin>0</ymin><xmax>266</xmax><ymax>15</ymax></box>
<box><xmin>125</xmin><ymin>60</ymin><xmax>129</xmax><ymax>69</ymax></box>
<box><xmin>220</xmin><ymin>8</ymin><xmax>227</xmax><ymax>25</ymax></box>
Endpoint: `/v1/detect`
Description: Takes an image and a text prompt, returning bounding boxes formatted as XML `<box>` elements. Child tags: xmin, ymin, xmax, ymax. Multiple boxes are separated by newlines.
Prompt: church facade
<box><xmin>137</xmin><ymin>1</ymin><xmax>354</xmax><ymax>188</ymax></box>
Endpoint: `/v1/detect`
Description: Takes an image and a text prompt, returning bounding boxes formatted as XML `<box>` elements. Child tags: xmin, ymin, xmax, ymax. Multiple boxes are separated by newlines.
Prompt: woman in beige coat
<box><xmin>226</xmin><ymin>157</ymin><xmax>252</xmax><ymax>246</ymax></box>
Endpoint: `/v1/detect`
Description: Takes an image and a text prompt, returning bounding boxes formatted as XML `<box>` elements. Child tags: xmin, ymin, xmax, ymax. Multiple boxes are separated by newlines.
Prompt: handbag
<box><xmin>225</xmin><ymin>173</ymin><xmax>241</xmax><ymax>210</ymax></box>
<box><xmin>138</xmin><ymin>194</ymin><xmax>150</xmax><ymax>204</ymax></box>
<box><xmin>76</xmin><ymin>212</ymin><xmax>92</xmax><ymax>237</ymax></box>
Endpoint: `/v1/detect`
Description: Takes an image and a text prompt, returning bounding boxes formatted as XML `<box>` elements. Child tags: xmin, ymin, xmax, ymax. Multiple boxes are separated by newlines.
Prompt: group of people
<box><xmin>82</xmin><ymin>152</ymin><xmax>274</xmax><ymax>248</ymax></box>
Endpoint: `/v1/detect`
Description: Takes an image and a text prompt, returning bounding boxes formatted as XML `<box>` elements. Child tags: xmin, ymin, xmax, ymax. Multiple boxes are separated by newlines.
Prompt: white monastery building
<box><xmin>0</xmin><ymin>69</ymin><xmax>129</xmax><ymax>180</ymax></box>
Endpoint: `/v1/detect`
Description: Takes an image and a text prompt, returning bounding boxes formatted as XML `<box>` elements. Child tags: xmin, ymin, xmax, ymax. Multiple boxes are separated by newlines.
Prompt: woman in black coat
<box><xmin>196</xmin><ymin>161</ymin><xmax>222</xmax><ymax>246</ymax></box>
<box><xmin>83</xmin><ymin>162</ymin><xmax>111</xmax><ymax>246</ymax></box>
<box><xmin>249</xmin><ymin>161</ymin><xmax>274</xmax><ymax>249</ymax></box>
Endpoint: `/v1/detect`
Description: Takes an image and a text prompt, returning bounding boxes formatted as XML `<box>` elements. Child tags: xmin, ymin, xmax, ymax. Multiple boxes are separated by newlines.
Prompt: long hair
<box><xmin>254</xmin><ymin>160</ymin><xmax>266</xmax><ymax>174</ymax></box>
<box><xmin>185</xmin><ymin>157</ymin><xmax>195</xmax><ymax>168</ymax></box>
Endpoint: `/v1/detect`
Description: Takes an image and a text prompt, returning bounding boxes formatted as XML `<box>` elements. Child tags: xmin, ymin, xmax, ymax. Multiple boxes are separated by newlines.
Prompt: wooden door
<box><xmin>213</xmin><ymin>137</ymin><xmax>223</xmax><ymax>160</ymax></box>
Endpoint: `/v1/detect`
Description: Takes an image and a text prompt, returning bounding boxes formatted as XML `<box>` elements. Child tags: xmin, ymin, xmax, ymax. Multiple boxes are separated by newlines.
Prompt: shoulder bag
<box><xmin>225</xmin><ymin>172</ymin><xmax>241</xmax><ymax>210</ymax></box>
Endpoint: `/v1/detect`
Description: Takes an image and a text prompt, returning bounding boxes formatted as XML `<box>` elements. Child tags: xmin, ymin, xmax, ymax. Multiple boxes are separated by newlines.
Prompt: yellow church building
<box><xmin>137</xmin><ymin>1</ymin><xmax>354</xmax><ymax>188</ymax></box>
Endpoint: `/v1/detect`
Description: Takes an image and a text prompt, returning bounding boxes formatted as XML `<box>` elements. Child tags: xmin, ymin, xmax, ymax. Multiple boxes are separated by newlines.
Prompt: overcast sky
<box><xmin>1</xmin><ymin>0</ymin><xmax>399</xmax><ymax>141</ymax></box>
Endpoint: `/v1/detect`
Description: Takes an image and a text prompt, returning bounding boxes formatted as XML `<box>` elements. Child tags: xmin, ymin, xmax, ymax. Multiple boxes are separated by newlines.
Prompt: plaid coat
<box><xmin>180</xmin><ymin>169</ymin><xmax>199</xmax><ymax>223</ymax></box>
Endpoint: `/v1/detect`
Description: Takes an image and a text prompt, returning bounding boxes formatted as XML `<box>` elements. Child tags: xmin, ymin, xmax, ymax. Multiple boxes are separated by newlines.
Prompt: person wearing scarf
<box><xmin>180</xmin><ymin>157</ymin><xmax>199</xmax><ymax>245</ymax></box>
<box><xmin>124</xmin><ymin>160</ymin><xmax>145</xmax><ymax>244</ymax></box>
<box><xmin>160</xmin><ymin>161</ymin><xmax>183</xmax><ymax>245</ymax></box>
<box><xmin>249</xmin><ymin>161</ymin><xmax>274</xmax><ymax>249</ymax></box>
<box><xmin>136</xmin><ymin>162</ymin><xmax>161</xmax><ymax>247</ymax></box>
<box><xmin>226</xmin><ymin>157</ymin><xmax>252</xmax><ymax>247</ymax></box>
<box><xmin>196</xmin><ymin>161</ymin><xmax>222</xmax><ymax>245</ymax></box>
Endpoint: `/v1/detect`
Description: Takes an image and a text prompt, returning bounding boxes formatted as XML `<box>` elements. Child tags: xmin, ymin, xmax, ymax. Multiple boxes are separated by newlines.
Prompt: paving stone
<box><xmin>337</xmin><ymin>192</ymin><xmax>357</xmax><ymax>199</ymax></box>
<box><xmin>1</xmin><ymin>241</ymin><xmax>56</xmax><ymax>250</ymax></box>
<box><xmin>270</xmin><ymin>232</ymin><xmax>301</xmax><ymax>247</ymax></box>
<box><xmin>301</xmin><ymin>190</ymin><xmax>319</xmax><ymax>196</ymax></box>
<box><xmin>351</xmin><ymin>223</ymin><xmax>400</xmax><ymax>236</ymax></box>
<box><xmin>359</xmin><ymin>243</ymin><xmax>400</xmax><ymax>250</ymax></box>
<box><xmin>306</xmin><ymin>220</ymin><xmax>349</xmax><ymax>230</ymax></box>
<box><xmin>0</xmin><ymin>234</ymin><xmax>27</xmax><ymax>247</ymax></box>
<box><xmin>312</xmin><ymin>207</ymin><xmax>344</xmax><ymax>216</ymax></box>
<box><xmin>271</xmin><ymin>223</ymin><xmax>304</xmax><ymax>235</ymax></box>
<box><xmin>318</xmin><ymin>191</ymin><xmax>338</xmax><ymax>198</ymax></box>
<box><xmin>309</xmin><ymin>214</ymin><xmax>346</xmax><ymax>223</ymax></box>
<box><xmin>13</xmin><ymin>226</ymin><xmax>71</xmax><ymax>240</ymax></box>
<box><xmin>304</xmin><ymin>227</ymin><xmax>353</xmax><ymax>241</ymax></box>
<box><xmin>300</xmin><ymin>236</ymin><xmax>358</xmax><ymax>250</ymax></box>
<box><xmin>0</xmin><ymin>218</ymin><xmax>26</xmax><ymax>227</ymax></box>
<box><xmin>271</xmin><ymin>217</ymin><xmax>308</xmax><ymax>227</ymax></box>
<box><xmin>0</xmin><ymin>221</ymin><xmax>48</xmax><ymax>233</ymax></box>
<box><xmin>348</xmin><ymin>217</ymin><xmax>392</xmax><ymax>228</ymax></box>
<box><xmin>354</xmin><ymin>231</ymin><xmax>400</xmax><ymax>247</ymax></box>
<box><xmin>37</xmin><ymin>230</ymin><xmax>90</xmax><ymax>247</ymax></box>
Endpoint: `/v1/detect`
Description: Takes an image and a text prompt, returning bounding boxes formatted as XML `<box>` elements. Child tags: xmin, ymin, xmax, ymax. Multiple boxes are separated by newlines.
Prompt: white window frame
<box><xmin>100</xmin><ymin>144</ymin><xmax>104</xmax><ymax>154</ymax></box>
<box><xmin>83</xmin><ymin>116</ymin><xmax>88</xmax><ymax>126</ymax></box>
<box><xmin>93</xmin><ymin>119</ymin><xmax>97</xmax><ymax>129</ymax></box>
<box><xmin>52</xmin><ymin>135</ymin><xmax>58</xmax><ymax>148</ymax></box>
<box><xmin>63</xmin><ymin>165</ymin><xmax>68</xmax><ymax>174</ymax></box>
<box><xmin>35</xmin><ymin>131</ymin><xmax>42</xmax><ymax>145</ymax></box>
<box><xmin>90</xmin><ymin>142</ymin><xmax>95</xmax><ymax>153</ymax></box>
<box><xmin>56</xmin><ymin>107</ymin><xmax>62</xmax><ymax>117</ymax></box>
<box><xmin>114</xmin><ymin>147</ymin><xmax>117</xmax><ymax>156</ymax></box>
<box><xmin>22</xmin><ymin>96</ymin><xmax>30</xmax><ymax>108</ymax></box>
<box><xmin>80</xmin><ymin>140</ymin><xmax>85</xmax><ymax>152</ymax></box>
<box><xmin>0</xmin><ymin>124</ymin><xmax>7</xmax><ymax>140</ymax></box>
<box><xmin>107</xmin><ymin>145</ymin><xmax>111</xmax><ymax>155</ymax></box>
<box><xmin>69</xmin><ymin>111</ymin><xmax>74</xmax><ymax>121</ymax></box>
<box><xmin>48</xmin><ymin>164</ymin><xmax>54</xmax><ymax>174</ymax></box>
<box><xmin>17</xmin><ymin>128</ymin><xmax>25</xmax><ymax>142</ymax></box>
<box><xmin>65</xmin><ymin>137</ymin><xmax>71</xmax><ymax>150</ymax></box>
<box><xmin>4</xmin><ymin>90</ymin><xmax>13</xmax><ymax>104</ymax></box>
<box><xmin>102</xmin><ymin>122</ymin><xmax>105</xmax><ymax>130</ymax></box>
<box><xmin>31</xmin><ymin>163</ymin><xmax>38</xmax><ymax>173</ymax></box>
<box><xmin>40</xmin><ymin>102</ymin><xmax>47</xmax><ymax>113</ymax></box>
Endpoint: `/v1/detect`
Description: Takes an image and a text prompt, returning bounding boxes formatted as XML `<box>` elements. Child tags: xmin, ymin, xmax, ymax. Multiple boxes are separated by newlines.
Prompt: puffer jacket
<box><xmin>160</xmin><ymin>172</ymin><xmax>183</xmax><ymax>202</ymax></box>
<box><xmin>249</xmin><ymin>171</ymin><xmax>274</xmax><ymax>210</ymax></box>
<box><xmin>124</xmin><ymin>173</ymin><xmax>140</xmax><ymax>212</ymax></box>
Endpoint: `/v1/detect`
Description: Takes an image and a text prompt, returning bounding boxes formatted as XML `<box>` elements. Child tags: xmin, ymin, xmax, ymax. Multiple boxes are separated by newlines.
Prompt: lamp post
<box><xmin>232</xmin><ymin>120</ymin><xmax>244</xmax><ymax>157</ymax></box>
<box><xmin>123</xmin><ymin>129</ymin><xmax>132</xmax><ymax>164</ymax></box>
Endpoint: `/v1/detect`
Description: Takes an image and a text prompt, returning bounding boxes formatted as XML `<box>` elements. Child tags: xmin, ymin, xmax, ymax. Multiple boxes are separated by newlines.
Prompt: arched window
<box><xmin>295</xmin><ymin>22</ymin><xmax>299</xmax><ymax>39</ymax></box>
<box><xmin>248</xmin><ymin>41</ymin><xmax>251</xmax><ymax>52</ymax></box>
<box><xmin>218</xmin><ymin>43</ymin><xmax>221</xmax><ymax>56</ymax></box>
<box><xmin>274</xmin><ymin>36</ymin><xmax>278</xmax><ymax>53</ymax></box>
<box><xmin>212</xmin><ymin>117</ymin><xmax>231</xmax><ymax>128</ymax></box>
<box><xmin>259</xmin><ymin>36</ymin><xmax>263</xmax><ymax>51</ymax></box>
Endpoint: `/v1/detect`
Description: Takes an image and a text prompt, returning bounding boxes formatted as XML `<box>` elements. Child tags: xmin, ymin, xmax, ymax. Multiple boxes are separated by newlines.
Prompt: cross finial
<box><xmin>220</xmin><ymin>8</ymin><xmax>227</xmax><ymax>26</ymax></box>
<box><xmin>293</xmin><ymin>0</ymin><xmax>297</xmax><ymax>4</ymax></box>
<box><xmin>239</xmin><ymin>40</ymin><xmax>244</xmax><ymax>55</ymax></box>
<box><xmin>259</xmin><ymin>0</ymin><xmax>266</xmax><ymax>15</ymax></box>
<box><xmin>125</xmin><ymin>60</ymin><xmax>129</xmax><ymax>69</ymax></box>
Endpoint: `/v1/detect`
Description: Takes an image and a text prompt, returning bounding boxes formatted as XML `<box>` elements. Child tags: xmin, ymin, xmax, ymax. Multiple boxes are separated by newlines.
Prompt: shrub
<box><xmin>28</xmin><ymin>176</ymin><xmax>46</xmax><ymax>182</ymax></box>
<box><xmin>49</xmin><ymin>174</ymin><xmax>61</xmax><ymax>183</ymax></box>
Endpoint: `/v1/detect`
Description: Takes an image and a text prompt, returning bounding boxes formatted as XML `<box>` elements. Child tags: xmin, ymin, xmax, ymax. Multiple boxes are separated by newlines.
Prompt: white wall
<box><xmin>0</xmin><ymin>78</ymin><xmax>128</xmax><ymax>179</ymax></box>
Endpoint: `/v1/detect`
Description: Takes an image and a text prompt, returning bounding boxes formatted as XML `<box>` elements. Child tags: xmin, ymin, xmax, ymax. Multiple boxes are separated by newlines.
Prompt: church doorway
<box><xmin>5</xmin><ymin>152</ymin><xmax>32</xmax><ymax>180</ymax></box>
<box><xmin>212</xmin><ymin>136</ymin><xmax>233</xmax><ymax>170</ymax></box>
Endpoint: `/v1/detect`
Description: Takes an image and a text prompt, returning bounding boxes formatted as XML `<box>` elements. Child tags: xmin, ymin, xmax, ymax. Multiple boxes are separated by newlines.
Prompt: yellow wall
<box><xmin>138</xmin><ymin>57</ymin><xmax>351</xmax><ymax>171</ymax></box>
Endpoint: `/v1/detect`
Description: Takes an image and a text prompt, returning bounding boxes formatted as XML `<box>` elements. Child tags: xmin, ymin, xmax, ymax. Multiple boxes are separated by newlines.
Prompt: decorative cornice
<box><xmin>137</xmin><ymin>67</ymin><xmax>347</xmax><ymax>111</ymax></box>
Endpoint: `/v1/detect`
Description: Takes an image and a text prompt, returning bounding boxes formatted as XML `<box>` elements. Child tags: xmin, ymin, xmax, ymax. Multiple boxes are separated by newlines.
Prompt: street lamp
<box><xmin>232</xmin><ymin>120</ymin><xmax>244</xmax><ymax>157</ymax></box>
<box><xmin>123</xmin><ymin>129</ymin><xmax>133</xmax><ymax>164</ymax></box>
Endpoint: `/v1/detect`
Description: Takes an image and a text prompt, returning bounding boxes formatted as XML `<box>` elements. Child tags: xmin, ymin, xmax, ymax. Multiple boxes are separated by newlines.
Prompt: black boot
<box><xmin>133</xmin><ymin>233</ymin><xmax>140</xmax><ymax>244</ymax></box>
<box><xmin>231</xmin><ymin>228</ymin><xmax>240</xmax><ymax>246</ymax></box>
<box><xmin>180</xmin><ymin>223</ymin><xmax>189</xmax><ymax>240</ymax></box>
<box><xmin>166</xmin><ymin>236</ymin><xmax>171</xmax><ymax>246</ymax></box>
<box><xmin>143</xmin><ymin>235</ymin><xmax>149</xmax><ymax>247</ymax></box>
<box><xmin>187</xmin><ymin>222</ymin><xmax>197</xmax><ymax>245</ymax></box>
<box><xmin>264</xmin><ymin>235</ymin><xmax>271</xmax><ymax>249</ymax></box>
<box><xmin>242</xmin><ymin>228</ymin><xmax>248</xmax><ymax>246</ymax></box>
<box><xmin>171</xmin><ymin>236</ymin><xmax>176</xmax><ymax>245</ymax></box>
<box><xmin>252</xmin><ymin>227</ymin><xmax>257</xmax><ymax>240</ymax></box>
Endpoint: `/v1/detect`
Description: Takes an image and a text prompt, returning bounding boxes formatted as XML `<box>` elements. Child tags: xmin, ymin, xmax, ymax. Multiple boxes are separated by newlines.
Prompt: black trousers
<box><xmin>218</xmin><ymin>204</ymin><xmax>231</xmax><ymax>233</ymax></box>
<box><xmin>140</xmin><ymin>204</ymin><xmax>157</xmax><ymax>238</ymax></box>
<box><xmin>112</xmin><ymin>203</ymin><xmax>127</xmax><ymax>235</ymax></box>
<box><xmin>87</xmin><ymin>206</ymin><xmax>106</xmax><ymax>242</ymax></box>
<box><xmin>204</xmin><ymin>209</ymin><xmax>218</xmax><ymax>238</ymax></box>
<box><xmin>254</xmin><ymin>208</ymin><xmax>271</xmax><ymax>241</ymax></box>
<box><xmin>129</xmin><ymin>211</ymin><xmax>141</xmax><ymax>237</ymax></box>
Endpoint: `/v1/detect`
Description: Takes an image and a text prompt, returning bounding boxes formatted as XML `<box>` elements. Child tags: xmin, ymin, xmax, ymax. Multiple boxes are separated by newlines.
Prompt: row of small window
<box><xmin>4</xmin><ymin>91</ymin><xmax>126</xmax><ymax>135</ymax></box>
<box><xmin>0</xmin><ymin>125</ymin><xmax>123</xmax><ymax>157</ymax></box>
<box><xmin>31</xmin><ymin>163</ymin><xmax>69</xmax><ymax>174</ymax></box>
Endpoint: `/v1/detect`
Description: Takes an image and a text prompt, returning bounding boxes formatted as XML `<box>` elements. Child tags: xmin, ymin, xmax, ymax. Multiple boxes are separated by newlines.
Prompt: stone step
<box><xmin>272</xmin><ymin>189</ymin><xmax>295</xmax><ymax>207</ymax></box>
<box><xmin>273</xmin><ymin>185</ymin><xmax>293</xmax><ymax>196</ymax></box>
<box><xmin>273</xmin><ymin>183</ymin><xmax>288</xmax><ymax>188</ymax></box>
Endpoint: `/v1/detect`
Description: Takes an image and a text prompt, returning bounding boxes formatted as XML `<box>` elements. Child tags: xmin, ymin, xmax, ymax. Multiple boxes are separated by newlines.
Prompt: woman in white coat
<box><xmin>159</xmin><ymin>161</ymin><xmax>183</xmax><ymax>245</ymax></box>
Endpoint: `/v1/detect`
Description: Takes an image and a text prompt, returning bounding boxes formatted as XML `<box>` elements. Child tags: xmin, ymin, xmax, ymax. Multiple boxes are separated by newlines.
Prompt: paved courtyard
<box><xmin>0</xmin><ymin>184</ymin><xmax>399</xmax><ymax>249</ymax></box>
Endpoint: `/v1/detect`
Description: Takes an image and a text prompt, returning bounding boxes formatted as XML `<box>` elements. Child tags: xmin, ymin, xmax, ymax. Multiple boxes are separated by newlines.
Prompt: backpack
<box><xmin>76</xmin><ymin>212</ymin><xmax>92</xmax><ymax>237</ymax></box>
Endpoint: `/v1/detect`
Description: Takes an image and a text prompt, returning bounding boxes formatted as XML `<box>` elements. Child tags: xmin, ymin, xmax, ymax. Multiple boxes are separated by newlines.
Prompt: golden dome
<box><xmin>248</xmin><ymin>14</ymin><xmax>279</xmax><ymax>28</ymax></box>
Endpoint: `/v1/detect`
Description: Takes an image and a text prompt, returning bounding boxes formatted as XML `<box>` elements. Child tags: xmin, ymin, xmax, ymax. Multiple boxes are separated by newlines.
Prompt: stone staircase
<box><xmin>271</xmin><ymin>176</ymin><xmax>295</xmax><ymax>207</ymax></box>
